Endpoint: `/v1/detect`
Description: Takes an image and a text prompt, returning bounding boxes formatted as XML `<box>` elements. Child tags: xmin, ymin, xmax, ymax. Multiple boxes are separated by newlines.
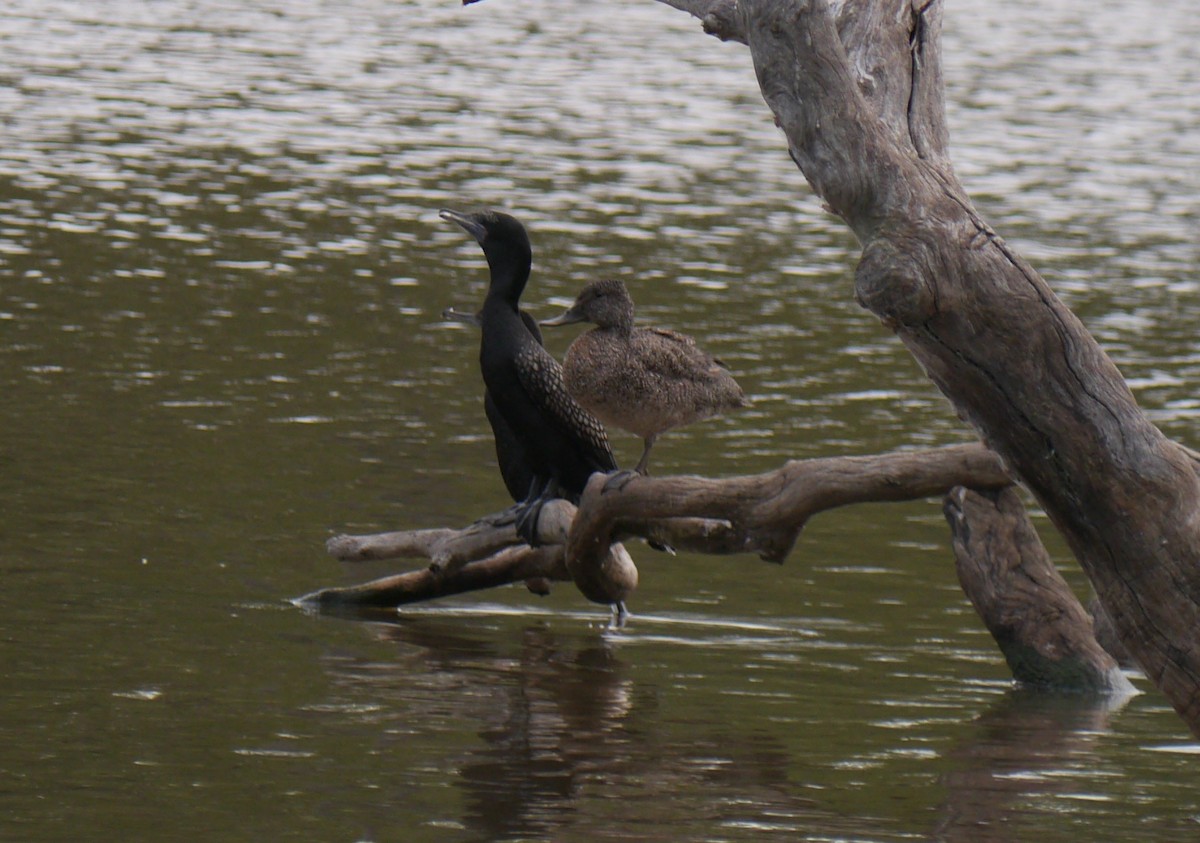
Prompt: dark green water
<box><xmin>2</xmin><ymin>0</ymin><xmax>1199</xmax><ymax>840</ymax></box>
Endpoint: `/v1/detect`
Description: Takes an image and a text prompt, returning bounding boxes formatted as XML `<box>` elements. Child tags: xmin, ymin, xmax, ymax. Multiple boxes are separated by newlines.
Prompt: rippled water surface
<box><xmin>3</xmin><ymin>0</ymin><xmax>1199</xmax><ymax>840</ymax></box>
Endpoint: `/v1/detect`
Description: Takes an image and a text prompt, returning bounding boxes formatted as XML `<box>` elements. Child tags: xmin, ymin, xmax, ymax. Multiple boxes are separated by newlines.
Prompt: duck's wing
<box><xmin>639</xmin><ymin>327</ymin><xmax>730</xmax><ymax>381</ymax></box>
<box><xmin>514</xmin><ymin>343</ymin><xmax>617</xmax><ymax>471</ymax></box>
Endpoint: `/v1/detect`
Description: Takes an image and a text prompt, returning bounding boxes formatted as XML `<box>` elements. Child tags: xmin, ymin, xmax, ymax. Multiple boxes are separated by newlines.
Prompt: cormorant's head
<box><xmin>440</xmin><ymin>209</ymin><xmax>533</xmax><ymax>301</ymax></box>
<box><xmin>540</xmin><ymin>279</ymin><xmax>634</xmax><ymax>333</ymax></box>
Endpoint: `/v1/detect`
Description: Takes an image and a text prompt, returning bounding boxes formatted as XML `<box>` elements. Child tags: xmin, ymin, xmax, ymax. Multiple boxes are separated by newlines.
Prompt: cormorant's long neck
<box><xmin>483</xmin><ymin>247</ymin><xmax>531</xmax><ymax>310</ymax></box>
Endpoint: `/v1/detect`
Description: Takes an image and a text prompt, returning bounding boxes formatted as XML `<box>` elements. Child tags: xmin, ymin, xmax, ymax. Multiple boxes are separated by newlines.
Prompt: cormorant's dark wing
<box><xmin>485</xmin><ymin>389</ymin><xmax>541</xmax><ymax>503</ymax></box>
<box><xmin>519</xmin><ymin>309</ymin><xmax>544</xmax><ymax>346</ymax></box>
<box><xmin>513</xmin><ymin>343</ymin><xmax>617</xmax><ymax>472</ymax></box>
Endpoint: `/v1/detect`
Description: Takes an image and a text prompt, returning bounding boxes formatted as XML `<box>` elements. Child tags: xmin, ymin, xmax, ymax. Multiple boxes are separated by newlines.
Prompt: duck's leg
<box><xmin>604</xmin><ymin>434</ymin><xmax>658</xmax><ymax>493</ymax></box>
<box><xmin>634</xmin><ymin>434</ymin><xmax>657</xmax><ymax>475</ymax></box>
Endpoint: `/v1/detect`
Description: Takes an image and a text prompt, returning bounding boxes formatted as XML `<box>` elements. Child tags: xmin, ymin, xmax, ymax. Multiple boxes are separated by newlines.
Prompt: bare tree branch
<box><xmin>297</xmin><ymin>545</ymin><xmax>565</xmax><ymax>610</ymax></box>
<box><xmin>303</xmin><ymin>500</ymin><xmax>638</xmax><ymax>609</ymax></box>
<box><xmin>307</xmin><ymin>444</ymin><xmax>1008</xmax><ymax>609</ymax></box>
<box><xmin>945</xmin><ymin>486</ymin><xmax>1134</xmax><ymax>694</ymax></box>
<box><xmin>326</xmin><ymin>528</ymin><xmax>461</xmax><ymax>562</ymax></box>
<box><xmin>564</xmin><ymin>443</ymin><xmax>1009</xmax><ymax>601</ymax></box>
<box><xmin>657</xmin><ymin>0</ymin><xmax>746</xmax><ymax>43</ymax></box>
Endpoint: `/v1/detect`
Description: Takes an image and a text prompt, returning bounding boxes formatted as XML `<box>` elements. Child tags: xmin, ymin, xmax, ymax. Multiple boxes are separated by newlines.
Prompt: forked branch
<box><xmin>566</xmin><ymin>442</ymin><xmax>1009</xmax><ymax>600</ymax></box>
<box><xmin>303</xmin><ymin>443</ymin><xmax>1011</xmax><ymax>608</ymax></box>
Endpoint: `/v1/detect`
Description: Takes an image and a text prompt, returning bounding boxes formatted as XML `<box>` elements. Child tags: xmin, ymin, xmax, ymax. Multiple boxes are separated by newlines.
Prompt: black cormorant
<box><xmin>439</xmin><ymin>209</ymin><xmax>617</xmax><ymax>542</ymax></box>
<box><xmin>441</xmin><ymin>305</ymin><xmax>546</xmax><ymax>506</ymax></box>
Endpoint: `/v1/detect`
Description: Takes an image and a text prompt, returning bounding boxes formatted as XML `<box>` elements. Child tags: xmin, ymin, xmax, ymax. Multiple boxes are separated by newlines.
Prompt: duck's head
<box><xmin>440</xmin><ymin>208</ymin><xmax>532</xmax><ymax>301</ymax></box>
<box><xmin>541</xmin><ymin>278</ymin><xmax>634</xmax><ymax>333</ymax></box>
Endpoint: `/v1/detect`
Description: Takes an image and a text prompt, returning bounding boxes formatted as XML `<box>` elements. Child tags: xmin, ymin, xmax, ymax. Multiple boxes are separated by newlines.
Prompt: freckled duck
<box><xmin>541</xmin><ymin>278</ymin><xmax>749</xmax><ymax>474</ymax></box>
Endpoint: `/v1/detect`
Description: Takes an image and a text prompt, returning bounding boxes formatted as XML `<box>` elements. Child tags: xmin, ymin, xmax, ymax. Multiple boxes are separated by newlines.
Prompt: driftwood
<box><xmin>300</xmin><ymin>500</ymin><xmax>638</xmax><ymax>609</ymax></box>
<box><xmin>307</xmin><ymin>442</ymin><xmax>1132</xmax><ymax>694</ymax></box>
<box><xmin>564</xmin><ymin>442</ymin><xmax>1010</xmax><ymax>600</ymax></box>
<box><xmin>309</xmin><ymin>0</ymin><xmax>1200</xmax><ymax>721</ymax></box>
<box><xmin>304</xmin><ymin>442</ymin><xmax>1010</xmax><ymax>610</ymax></box>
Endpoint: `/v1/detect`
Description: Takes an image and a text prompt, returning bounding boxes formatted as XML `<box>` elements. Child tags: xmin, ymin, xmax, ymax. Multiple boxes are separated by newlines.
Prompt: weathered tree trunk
<box><xmin>651</xmin><ymin>0</ymin><xmax>1200</xmax><ymax>729</ymax></box>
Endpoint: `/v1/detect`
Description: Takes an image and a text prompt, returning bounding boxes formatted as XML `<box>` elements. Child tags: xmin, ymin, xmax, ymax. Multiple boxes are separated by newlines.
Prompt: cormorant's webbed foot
<box><xmin>514</xmin><ymin>478</ymin><xmax>558</xmax><ymax>546</ymax></box>
<box><xmin>513</xmin><ymin>497</ymin><xmax>546</xmax><ymax>546</ymax></box>
<box><xmin>480</xmin><ymin>503</ymin><xmax>524</xmax><ymax>528</ymax></box>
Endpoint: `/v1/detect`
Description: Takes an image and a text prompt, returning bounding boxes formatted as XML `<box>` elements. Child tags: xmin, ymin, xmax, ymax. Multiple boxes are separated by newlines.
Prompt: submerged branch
<box><xmin>301</xmin><ymin>500</ymin><xmax>639</xmax><ymax>609</ymax></box>
<box><xmin>298</xmin><ymin>543</ymin><xmax>567</xmax><ymax>610</ymax></box>
<box><xmin>945</xmin><ymin>486</ymin><xmax>1135</xmax><ymax>694</ymax></box>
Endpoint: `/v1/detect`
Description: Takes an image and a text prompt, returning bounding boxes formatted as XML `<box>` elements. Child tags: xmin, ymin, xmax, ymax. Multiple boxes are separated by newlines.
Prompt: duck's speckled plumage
<box><xmin>542</xmin><ymin>278</ymin><xmax>748</xmax><ymax>473</ymax></box>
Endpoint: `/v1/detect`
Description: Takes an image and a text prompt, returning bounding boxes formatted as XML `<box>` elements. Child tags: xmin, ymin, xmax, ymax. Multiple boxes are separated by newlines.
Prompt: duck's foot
<box><xmin>609</xmin><ymin>601</ymin><xmax>630</xmax><ymax>629</ymax></box>
<box><xmin>602</xmin><ymin>469</ymin><xmax>642</xmax><ymax>494</ymax></box>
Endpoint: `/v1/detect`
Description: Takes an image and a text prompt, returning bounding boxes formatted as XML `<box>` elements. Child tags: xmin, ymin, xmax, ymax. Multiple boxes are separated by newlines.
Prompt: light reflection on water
<box><xmin>2</xmin><ymin>0</ymin><xmax>1200</xmax><ymax>840</ymax></box>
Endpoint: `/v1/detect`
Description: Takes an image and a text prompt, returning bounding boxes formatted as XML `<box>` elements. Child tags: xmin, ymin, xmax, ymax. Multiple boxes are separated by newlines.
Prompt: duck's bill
<box><xmin>539</xmin><ymin>308</ymin><xmax>586</xmax><ymax>327</ymax></box>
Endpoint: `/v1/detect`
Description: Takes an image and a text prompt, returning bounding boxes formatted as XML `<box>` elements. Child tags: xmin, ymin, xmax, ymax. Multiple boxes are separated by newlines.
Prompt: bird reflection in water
<box><xmin>321</xmin><ymin>617</ymin><xmax>633</xmax><ymax>840</ymax></box>
<box><xmin>316</xmin><ymin>615</ymin><xmax>833</xmax><ymax>840</ymax></box>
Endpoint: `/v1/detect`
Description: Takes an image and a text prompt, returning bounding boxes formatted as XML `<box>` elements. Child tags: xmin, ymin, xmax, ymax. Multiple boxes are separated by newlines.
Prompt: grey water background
<box><xmin>2</xmin><ymin>0</ymin><xmax>1199</xmax><ymax>840</ymax></box>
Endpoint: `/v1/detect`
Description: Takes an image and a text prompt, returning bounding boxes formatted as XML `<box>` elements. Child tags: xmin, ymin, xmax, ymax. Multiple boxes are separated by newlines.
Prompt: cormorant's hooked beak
<box><xmin>539</xmin><ymin>307</ymin><xmax>587</xmax><ymax>328</ymax></box>
<box><xmin>441</xmin><ymin>305</ymin><xmax>482</xmax><ymax>328</ymax></box>
<box><xmin>439</xmin><ymin>208</ymin><xmax>487</xmax><ymax>244</ymax></box>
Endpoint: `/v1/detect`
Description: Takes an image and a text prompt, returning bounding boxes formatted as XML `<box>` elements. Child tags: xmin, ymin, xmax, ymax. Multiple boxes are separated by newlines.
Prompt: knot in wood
<box><xmin>854</xmin><ymin>229</ymin><xmax>939</xmax><ymax>328</ymax></box>
<box><xmin>701</xmin><ymin>2</ymin><xmax>744</xmax><ymax>43</ymax></box>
